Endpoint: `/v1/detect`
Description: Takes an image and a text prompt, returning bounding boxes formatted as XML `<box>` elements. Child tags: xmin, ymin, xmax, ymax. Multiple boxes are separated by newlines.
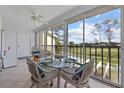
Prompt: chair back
<box><xmin>79</xmin><ymin>59</ymin><xmax>94</xmax><ymax>83</ymax></box>
<box><xmin>27</xmin><ymin>57</ymin><xmax>41</xmax><ymax>81</ymax></box>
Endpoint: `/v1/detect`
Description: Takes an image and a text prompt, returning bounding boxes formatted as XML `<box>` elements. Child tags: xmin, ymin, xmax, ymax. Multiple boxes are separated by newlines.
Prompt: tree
<box><xmin>69</xmin><ymin>41</ymin><xmax>75</xmax><ymax>46</ymax></box>
<box><xmin>92</xmin><ymin>19</ymin><xmax>119</xmax><ymax>45</ymax></box>
<box><xmin>92</xmin><ymin>23</ymin><xmax>103</xmax><ymax>44</ymax></box>
<box><xmin>55</xmin><ymin>38</ymin><xmax>62</xmax><ymax>54</ymax></box>
<box><xmin>103</xmin><ymin>19</ymin><xmax>119</xmax><ymax>45</ymax></box>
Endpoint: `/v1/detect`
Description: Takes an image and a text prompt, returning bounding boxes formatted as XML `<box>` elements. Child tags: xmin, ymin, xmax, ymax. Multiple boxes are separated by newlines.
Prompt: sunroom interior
<box><xmin>0</xmin><ymin>5</ymin><xmax>124</xmax><ymax>88</ymax></box>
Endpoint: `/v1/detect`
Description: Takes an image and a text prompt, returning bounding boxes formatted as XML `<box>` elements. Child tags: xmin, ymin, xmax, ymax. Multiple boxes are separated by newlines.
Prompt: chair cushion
<box><xmin>65</xmin><ymin>58</ymin><xmax>77</xmax><ymax>63</ymax></box>
<box><xmin>72</xmin><ymin>63</ymin><xmax>87</xmax><ymax>80</ymax></box>
<box><xmin>37</xmin><ymin>67</ymin><xmax>45</xmax><ymax>78</ymax></box>
<box><xmin>32</xmin><ymin>49</ymin><xmax>41</xmax><ymax>55</ymax></box>
<box><xmin>61</xmin><ymin>71</ymin><xmax>78</xmax><ymax>84</ymax></box>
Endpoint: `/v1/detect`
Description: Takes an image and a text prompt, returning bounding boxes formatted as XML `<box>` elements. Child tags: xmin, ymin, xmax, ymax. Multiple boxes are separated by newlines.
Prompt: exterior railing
<box><xmin>67</xmin><ymin>45</ymin><xmax>121</xmax><ymax>87</ymax></box>
<box><xmin>39</xmin><ymin>45</ymin><xmax>121</xmax><ymax>87</ymax></box>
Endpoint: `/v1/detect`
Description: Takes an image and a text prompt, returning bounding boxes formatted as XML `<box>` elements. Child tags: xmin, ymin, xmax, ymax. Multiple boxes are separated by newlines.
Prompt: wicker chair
<box><xmin>61</xmin><ymin>59</ymin><xmax>94</xmax><ymax>88</ymax></box>
<box><xmin>27</xmin><ymin>57</ymin><xmax>58</xmax><ymax>88</ymax></box>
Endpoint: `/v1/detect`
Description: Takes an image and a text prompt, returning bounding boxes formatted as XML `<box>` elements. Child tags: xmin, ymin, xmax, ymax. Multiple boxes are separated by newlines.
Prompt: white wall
<box><xmin>36</xmin><ymin>32</ymin><xmax>40</xmax><ymax>47</ymax></box>
<box><xmin>30</xmin><ymin>31</ymin><xmax>35</xmax><ymax>51</ymax></box>
<box><xmin>0</xmin><ymin>14</ymin><xmax>18</xmax><ymax>68</ymax></box>
<box><xmin>0</xmin><ymin>16</ymin><xmax>1</xmax><ymax>57</ymax></box>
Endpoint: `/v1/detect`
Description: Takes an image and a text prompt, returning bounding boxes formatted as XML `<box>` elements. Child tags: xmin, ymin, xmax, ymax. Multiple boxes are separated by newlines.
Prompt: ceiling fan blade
<box><xmin>37</xmin><ymin>20</ymin><xmax>48</xmax><ymax>24</ymax></box>
<box><xmin>37</xmin><ymin>19</ymin><xmax>43</xmax><ymax>23</ymax></box>
<box><xmin>30</xmin><ymin>12</ymin><xmax>47</xmax><ymax>24</ymax></box>
<box><xmin>37</xmin><ymin>15</ymin><xmax>43</xmax><ymax>19</ymax></box>
<box><xmin>30</xmin><ymin>15</ymin><xmax>36</xmax><ymax>21</ymax></box>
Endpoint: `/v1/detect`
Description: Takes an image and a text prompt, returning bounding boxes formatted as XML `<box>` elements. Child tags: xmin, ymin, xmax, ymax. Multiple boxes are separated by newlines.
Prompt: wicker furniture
<box><xmin>61</xmin><ymin>59</ymin><xmax>94</xmax><ymax>88</ymax></box>
<box><xmin>27</xmin><ymin>57</ymin><xmax>58</xmax><ymax>88</ymax></box>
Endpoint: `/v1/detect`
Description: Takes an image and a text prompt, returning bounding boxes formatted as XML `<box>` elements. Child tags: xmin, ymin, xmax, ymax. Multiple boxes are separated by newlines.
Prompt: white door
<box><xmin>2</xmin><ymin>31</ymin><xmax>17</xmax><ymax>68</ymax></box>
<box><xmin>17</xmin><ymin>32</ymin><xmax>30</xmax><ymax>58</ymax></box>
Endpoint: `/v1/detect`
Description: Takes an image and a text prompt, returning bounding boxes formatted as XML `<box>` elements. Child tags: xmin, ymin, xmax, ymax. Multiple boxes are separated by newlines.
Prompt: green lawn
<box><xmin>67</xmin><ymin>47</ymin><xmax>120</xmax><ymax>65</ymax></box>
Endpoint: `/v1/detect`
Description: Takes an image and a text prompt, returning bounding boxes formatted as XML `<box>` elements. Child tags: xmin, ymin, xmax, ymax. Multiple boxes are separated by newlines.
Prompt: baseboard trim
<box><xmin>4</xmin><ymin>65</ymin><xmax>17</xmax><ymax>69</ymax></box>
<box><xmin>18</xmin><ymin>57</ymin><xmax>27</xmax><ymax>60</ymax></box>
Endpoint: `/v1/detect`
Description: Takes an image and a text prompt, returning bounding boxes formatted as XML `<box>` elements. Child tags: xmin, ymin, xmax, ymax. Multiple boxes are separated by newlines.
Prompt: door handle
<box><xmin>18</xmin><ymin>45</ymin><xmax>21</xmax><ymax>47</ymax></box>
<box><xmin>4</xmin><ymin>51</ymin><xmax>7</xmax><ymax>56</ymax></box>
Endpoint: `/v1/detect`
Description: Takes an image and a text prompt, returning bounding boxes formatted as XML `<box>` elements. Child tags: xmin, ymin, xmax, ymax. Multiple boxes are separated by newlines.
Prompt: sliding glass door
<box><xmin>67</xmin><ymin>8</ymin><xmax>121</xmax><ymax>85</ymax></box>
<box><xmin>68</xmin><ymin>20</ymin><xmax>84</xmax><ymax>63</ymax></box>
<box><xmin>53</xmin><ymin>24</ymin><xmax>65</xmax><ymax>57</ymax></box>
<box><xmin>84</xmin><ymin>8</ymin><xmax>120</xmax><ymax>84</ymax></box>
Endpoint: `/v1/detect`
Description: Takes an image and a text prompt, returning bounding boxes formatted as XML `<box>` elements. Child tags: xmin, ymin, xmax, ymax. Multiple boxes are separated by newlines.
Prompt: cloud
<box><xmin>68</xmin><ymin>28</ymin><xmax>83</xmax><ymax>44</ymax></box>
<box><xmin>84</xmin><ymin>23</ymin><xmax>97</xmax><ymax>43</ymax></box>
<box><xmin>68</xmin><ymin>22</ymin><xmax>120</xmax><ymax>44</ymax></box>
<box><xmin>112</xmin><ymin>28</ymin><xmax>120</xmax><ymax>42</ymax></box>
<box><xmin>68</xmin><ymin>23</ymin><xmax>97</xmax><ymax>43</ymax></box>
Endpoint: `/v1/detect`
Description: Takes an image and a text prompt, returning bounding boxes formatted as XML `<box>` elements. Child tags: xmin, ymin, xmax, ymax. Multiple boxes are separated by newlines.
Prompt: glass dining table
<box><xmin>38</xmin><ymin>58</ymin><xmax>70</xmax><ymax>88</ymax></box>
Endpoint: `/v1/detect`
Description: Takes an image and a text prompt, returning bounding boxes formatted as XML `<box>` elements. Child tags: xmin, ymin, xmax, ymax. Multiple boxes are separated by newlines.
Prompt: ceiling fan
<box><xmin>30</xmin><ymin>12</ymin><xmax>48</xmax><ymax>25</ymax></box>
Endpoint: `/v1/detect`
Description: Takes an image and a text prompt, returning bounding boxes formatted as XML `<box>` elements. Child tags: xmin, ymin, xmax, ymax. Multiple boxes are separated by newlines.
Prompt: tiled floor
<box><xmin>0</xmin><ymin>59</ymin><xmax>111</xmax><ymax>88</ymax></box>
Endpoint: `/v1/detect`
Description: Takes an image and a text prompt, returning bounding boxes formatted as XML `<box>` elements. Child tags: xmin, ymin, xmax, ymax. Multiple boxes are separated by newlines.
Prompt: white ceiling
<box><xmin>0</xmin><ymin>5</ymin><xmax>99</xmax><ymax>32</ymax></box>
<box><xmin>0</xmin><ymin>5</ymin><xmax>77</xmax><ymax>32</ymax></box>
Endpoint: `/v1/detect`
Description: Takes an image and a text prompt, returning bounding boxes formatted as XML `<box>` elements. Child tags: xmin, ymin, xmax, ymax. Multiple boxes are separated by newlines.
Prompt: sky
<box><xmin>68</xmin><ymin>8</ymin><xmax>120</xmax><ymax>44</ymax></box>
